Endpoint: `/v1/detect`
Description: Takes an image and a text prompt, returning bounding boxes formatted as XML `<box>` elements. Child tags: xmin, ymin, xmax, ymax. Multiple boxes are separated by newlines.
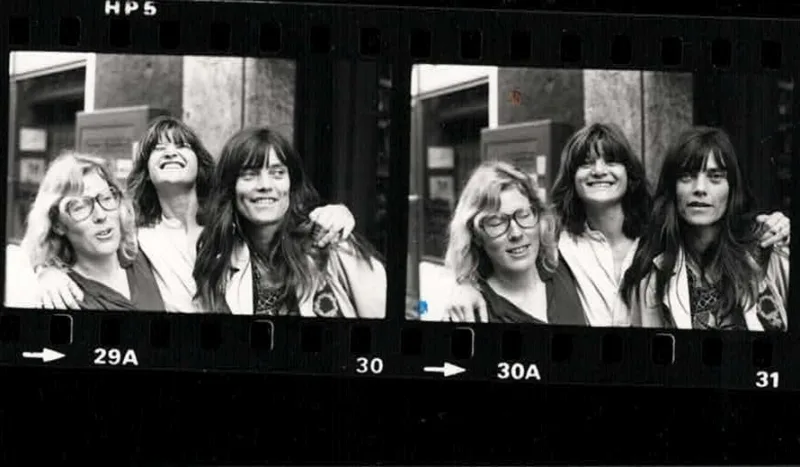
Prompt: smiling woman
<box><xmin>443</xmin><ymin>160</ymin><xmax>586</xmax><ymax>324</ymax></box>
<box><xmin>192</xmin><ymin>126</ymin><xmax>387</xmax><ymax>318</ymax></box>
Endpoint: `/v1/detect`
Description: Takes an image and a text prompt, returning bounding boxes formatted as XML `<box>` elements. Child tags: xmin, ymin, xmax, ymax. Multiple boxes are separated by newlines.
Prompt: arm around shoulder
<box><xmin>767</xmin><ymin>244</ymin><xmax>790</xmax><ymax>305</ymax></box>
<box><xmin>335</xmin><ymin>244</ymin><xmax>387</xmax><ymax>319</ymax></box>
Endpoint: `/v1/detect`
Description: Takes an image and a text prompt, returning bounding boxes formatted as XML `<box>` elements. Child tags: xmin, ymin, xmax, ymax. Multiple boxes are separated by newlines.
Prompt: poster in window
<box><xmin>19</xmin><ymin>158</ymin><xmax>46</xmax><ymax>184</ymax></box>
<box><xmin>536</xmin><ymin>154</ymin><xmax>547</xmax><ymax>175</ymax></box>
<box><xmin>19</xmin><ymin>128</ymin><xmax>47</xmax><ymax>152</ymax></box>
<box><xmin>427</xmin><ymin>147</ymin><xmax>455</xmax><ymax>169</ymax></box>
<box><xmin>428</xmin><ymin>175</ymin><xmax>455</xmax><ymax>209</ymax></box>
<box><xmin>115</xmin><ymin>159</ymin><xmax>133</xmax><ymax>179</ymax></box>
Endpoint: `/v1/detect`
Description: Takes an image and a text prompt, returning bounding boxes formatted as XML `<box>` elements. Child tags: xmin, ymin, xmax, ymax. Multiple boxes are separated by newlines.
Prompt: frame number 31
<box><xmin>755</xmin><ymin>371</ymin><xmax>779</xmax><ymax>388</ymax></box>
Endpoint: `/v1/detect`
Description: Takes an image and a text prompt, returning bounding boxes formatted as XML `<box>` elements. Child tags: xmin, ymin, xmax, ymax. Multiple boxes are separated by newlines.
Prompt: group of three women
<box><xmin>19</xmin><ymin>117</ymin><xmax>791</xmax><ymax>331</ymax></box>
<box><xmin>443</xmin><ymin>124</ymin><xmax>790</xmax><ymax>332</ymax></box>
<box><xmin>21</xmin><ymin>117</ymin><xmax>387</xmax><ymax>318</ymax></box>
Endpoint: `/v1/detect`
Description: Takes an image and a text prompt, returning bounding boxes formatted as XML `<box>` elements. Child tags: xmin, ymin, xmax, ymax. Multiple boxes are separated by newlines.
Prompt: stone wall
<box><xmin>497</xmin><ymin>67</ymin><xmax>585</xmax><ymax>129</ymax></box>
<box><xmin>642</xmin><ymin>71</ymin><xmax>694</xmax><ymax>187</ymax></box>
<box><xmin>583</xmin><ymin>69</ymin><xmax>644</xmax><ymax>158</ymax></box>
<box><xmin>94</xmin><ymin>54</ymin><xmax>183</xmax><ymax>118</ymax></box>
<box><xmin>93</xmin><ymin>54</ymin><xmax>296</xmax><ymax>159</ymax></box>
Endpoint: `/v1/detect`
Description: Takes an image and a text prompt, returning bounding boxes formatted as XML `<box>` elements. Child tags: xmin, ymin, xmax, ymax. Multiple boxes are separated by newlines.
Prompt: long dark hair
<box><xmin>127</xmin><ymin>116</ymin><xmax>216</xmax><ymax>227</ymax></box>
<box><xmin>193</xmin><ymin>127</ymin><xmax>380</xmax><ymax>312</ymax></box>
<box><xmin>550</xmin><ymin>123</ymin><xmax>651</xmax><ymax>239</ymax></box>
<box><xmin>620</xmin><ymin>126</ymin><xmax>769</xmax><ymax>316</ymax></box>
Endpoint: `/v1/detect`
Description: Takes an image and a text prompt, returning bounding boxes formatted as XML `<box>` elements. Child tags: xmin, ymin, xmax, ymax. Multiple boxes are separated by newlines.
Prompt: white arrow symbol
<box><xmin>423</xmin><ymin>362</ymin><xmax>466</xmax><ymax>377</ymax></box>
<box><xmin>22</xmin><ymin>348</ymin><xmax>65</xmax><ymax>363</ymax></box>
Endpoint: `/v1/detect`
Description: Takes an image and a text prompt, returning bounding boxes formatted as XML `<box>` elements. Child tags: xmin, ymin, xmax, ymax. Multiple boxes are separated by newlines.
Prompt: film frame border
<box><xmin>0</xmin><ymin>0</ymin><xmax>796</xmax><ymax>391</ymax></box>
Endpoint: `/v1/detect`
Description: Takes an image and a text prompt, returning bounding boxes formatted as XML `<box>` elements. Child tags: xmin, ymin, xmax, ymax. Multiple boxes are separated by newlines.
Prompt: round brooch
<box><xmin>314</xmin><ymin>291</ymin><xmax>339</xmax><ymax>317</ymax></box>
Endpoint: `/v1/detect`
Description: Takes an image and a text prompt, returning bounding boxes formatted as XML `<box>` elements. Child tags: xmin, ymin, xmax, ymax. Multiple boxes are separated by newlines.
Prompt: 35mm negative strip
<box><xmin>1</xmin><ymin>0</ymin><xmax>797</xmax><ymax>391</ymax></box>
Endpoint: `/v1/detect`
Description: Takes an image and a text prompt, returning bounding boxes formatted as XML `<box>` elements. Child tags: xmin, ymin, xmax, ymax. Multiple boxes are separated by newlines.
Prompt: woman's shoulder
<box><xmin>761</xmin><ymin>243</ymin><xmax>790</xmax><ymax>276</ymax></box>
<box><xmin>769</xmin><ymin>243</ymin><xmax>790</xmax><ymax>259</ymax></box>
<box><xmin>328</xmin><ymin>238</ymin><xmax>378</xmax><ymax>264</ymax></box>
<box><xmin>324</xmin><ymin>239</ymin><xmax>385</xmax><ymax>282</ymax></box>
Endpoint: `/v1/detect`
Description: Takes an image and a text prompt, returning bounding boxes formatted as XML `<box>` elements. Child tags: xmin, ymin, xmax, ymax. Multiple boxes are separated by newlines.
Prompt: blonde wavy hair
<box><xmin>444</xmin><ymin>160</ymin><xmax>559</xmax><ymax>284</ymax></box>
<box><xmin>20</xmin><ymin>152</ymin><xmax>139</xmax><ymax>271</ymax></box>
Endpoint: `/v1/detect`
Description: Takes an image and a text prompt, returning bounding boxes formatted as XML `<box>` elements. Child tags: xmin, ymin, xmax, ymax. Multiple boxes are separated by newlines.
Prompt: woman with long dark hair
<box><xmin>620</xmin><ymin>127</ymin><xmax>789</xmax><ymax>331</ymax></box>
<box><xmin>193</xmin><ymin>127</ymin><xmax>386</xmax><ymax>317</ymax></box>
<box><xmin>31</xmin><ymin>116</ymin><xmax>358</xmax><ymax>312</ymax></box>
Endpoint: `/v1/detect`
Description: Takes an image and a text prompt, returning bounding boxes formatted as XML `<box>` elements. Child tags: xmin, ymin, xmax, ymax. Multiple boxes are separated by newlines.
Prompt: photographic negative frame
<box><xmin>0</xmin><ymin>0</ymin><xmax>797</xmax><ymax>392</ymax></box>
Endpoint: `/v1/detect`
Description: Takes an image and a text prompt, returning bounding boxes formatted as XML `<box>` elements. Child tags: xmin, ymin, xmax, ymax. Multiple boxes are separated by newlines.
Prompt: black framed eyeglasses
<box><xmin>478</xmin><ymin>207</ymin><xmax>539</xmax><ymax>238</ymax></box>
<box><xmin>63</xmin><ymin>188</ymin><xmax>122</xmax><ymax>222</ymax></box>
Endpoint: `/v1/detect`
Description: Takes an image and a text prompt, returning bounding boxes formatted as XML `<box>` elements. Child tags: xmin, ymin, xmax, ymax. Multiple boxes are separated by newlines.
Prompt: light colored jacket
<box><xmin>197</xmin><ymin>240</ymin><xmax>387</xmax><ymax>318</ymax></box>
<box><xmin>5</xmin><ymin>244</ymin><xmax>39</xmax><ymax>308</ymax></box>
<box><xmin>632</xmin><ymin>246</ymin><xmax>789</xmax><ymax>331</ymax></box>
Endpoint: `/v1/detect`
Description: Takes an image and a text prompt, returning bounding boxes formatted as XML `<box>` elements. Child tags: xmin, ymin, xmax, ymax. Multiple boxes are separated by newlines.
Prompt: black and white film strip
<box><xmin>1</xmin><ymin>0</ymin><xmax>797</xmax><ymax>391</ymax></box>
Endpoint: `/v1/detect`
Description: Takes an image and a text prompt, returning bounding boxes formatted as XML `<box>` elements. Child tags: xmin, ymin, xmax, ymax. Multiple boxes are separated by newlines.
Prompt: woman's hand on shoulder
<box><xmin>446</xmin><ymin>282</ymin><xmax>488</xmax><ymax>323</ymax></box>
<box><xmin>755</xmin><ymin>212</ymin><xmax>790</xmax><ymax>248</ymax></box>
<box><xmin>309</xmin><ymin>204</ymin><xmax>355</xmax><ymax>247</ymax></box>
<box><xmin>36</xmin><ymin>267</ymin><xmax>83</xmax><ymax>310</ymax></box>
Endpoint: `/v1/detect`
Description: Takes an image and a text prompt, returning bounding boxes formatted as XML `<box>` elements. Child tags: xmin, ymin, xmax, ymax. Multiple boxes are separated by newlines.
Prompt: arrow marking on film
<box><xmin>22</xmin><ymin>348</ymin><xmax>65</xmax><ymax>363</ymax></box>
<box><xmin>423</xmin><ymin>362</ymin><xmax>466</xmax><ymax>377</ymax></box>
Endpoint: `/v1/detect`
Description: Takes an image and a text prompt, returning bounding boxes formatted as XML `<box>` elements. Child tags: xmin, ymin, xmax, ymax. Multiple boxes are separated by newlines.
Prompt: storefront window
<box><xmin>373</xmin><ymin>62</ymin><xmax>392</xmax><ymax>255</ymax></box>
<box><xmin>418</xmin><ymin>84</ymin><xmax>489</xmax><ymax>262</ymax></box>
<box><xmin>775</xmin><ymin>75</ymin><xmax>793</xmax><ymax>213</ymax></box>
<box><xmin>9</xmin><ymin>67</ymin><xmax>86</xmax><ymax>243</ymax></box>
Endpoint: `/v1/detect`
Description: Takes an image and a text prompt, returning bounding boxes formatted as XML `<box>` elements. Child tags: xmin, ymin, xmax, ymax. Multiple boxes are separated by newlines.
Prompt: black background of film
<box><xmin>1</xmin><ymin>0</ymin><xmax>800</xmax><ymax>463</ymax></box>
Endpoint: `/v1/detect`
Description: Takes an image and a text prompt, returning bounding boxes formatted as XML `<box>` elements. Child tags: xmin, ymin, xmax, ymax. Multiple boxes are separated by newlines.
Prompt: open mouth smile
<box><xmin>159</xmin><ymin>159</ymin><xmax>186</xmax><ymax>169</ymax></box>
<box><xmin>506</xmin><ymin>244</ymin><xmax>530</xmax><ymax>256</ymax></box>
<box><xmin>95</xmin><ymin>227</ymin><xmax>114</xmax><ymax>240</ymax></box>
<box><xmin>251</xmin><ymin>196</ymin><xmax>279</xmax><ymax>206</ymax></box>
<box><xmin>586</xmin><ymin>180</ymin><xmax>615</xmax><ymax>187</ymax></box>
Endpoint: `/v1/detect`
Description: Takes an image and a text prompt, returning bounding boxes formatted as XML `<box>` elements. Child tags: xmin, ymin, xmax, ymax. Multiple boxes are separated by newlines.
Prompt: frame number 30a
<box><xmin>755</xmin><ymin>370</ymin><xmax>779</xmax><ymax>388</ymax></box>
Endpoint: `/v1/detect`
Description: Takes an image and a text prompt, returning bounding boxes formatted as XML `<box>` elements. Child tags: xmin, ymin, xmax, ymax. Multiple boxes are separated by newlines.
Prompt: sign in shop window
<box><xmin>78</xmin><ymin>125</ymin><xmax>138</xmax><ymax>181</ymax></box>
<box><xmin>19</xmin><ymin>128</ymin><xmax>47</xmax><ymax>152</ymax></box>
<box><xmin>423</xmin><ymin>145</ymin><xmax>457</xmax><ymax>261</ymax></box>
<box><xmin>19</xmin><ymin>158</ymin><xmax>47</xmax><ymax>184</ymax></box>
<box><xmin>427</xmin><ymin>146</ymin><xmax>455</xmax><ymax>170</ymax></box>
<box><xmin>428</xmin><ymin>175</ymin><xmax>455</xmax><ymax>210</ymax></box>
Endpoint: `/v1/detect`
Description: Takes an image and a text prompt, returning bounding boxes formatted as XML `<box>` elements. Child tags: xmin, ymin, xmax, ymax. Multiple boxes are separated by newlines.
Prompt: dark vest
<box><xmin>477</xmin><ymin>256</ymin><xmax>587</xmax><ymax>325</ymax></box>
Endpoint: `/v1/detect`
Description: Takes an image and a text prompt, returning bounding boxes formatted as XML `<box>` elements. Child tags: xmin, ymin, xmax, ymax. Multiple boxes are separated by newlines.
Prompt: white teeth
<box><xmin>96</xmin><ymin>229</ymin><xmax>113</xmax><ymax>239</ymax></box>
<box><xmin>253</xmin><ymin>198</ymin><xmax>277</xmax><ymax>205</ymax></box>
<box><xmin>507</xmin><ymin>245</ymin><xmax>529</xmax><ymax>254</ymax></box>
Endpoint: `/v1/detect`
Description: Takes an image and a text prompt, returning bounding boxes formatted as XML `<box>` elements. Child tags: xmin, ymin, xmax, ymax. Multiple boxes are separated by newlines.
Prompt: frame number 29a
<box><xmin>755</xmin><ymin>371</ymin><xmax>779</xmax><ymax>388</ymax></box>
<box><xmin>93</xmin><ymin>348</ymin><xmax>139</xmax><ymax>366</ymax></box>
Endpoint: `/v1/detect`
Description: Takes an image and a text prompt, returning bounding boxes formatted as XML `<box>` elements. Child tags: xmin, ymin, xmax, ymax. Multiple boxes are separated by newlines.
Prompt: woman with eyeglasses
<box><xmin>20</xmin><ymin>153</ymin><xmax>164</xmax><ymax>311</ymax></box>
<box><xmin>443</xmin><ymin>160</ymin><xmax>585</xmax><ymax>324</ymax></box>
